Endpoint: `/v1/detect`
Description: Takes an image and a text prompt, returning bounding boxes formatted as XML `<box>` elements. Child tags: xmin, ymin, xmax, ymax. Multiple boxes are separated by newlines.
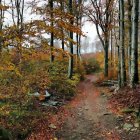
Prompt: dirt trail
<box><xmin>55</xmin><ymin>75</ymin><xmax>120</xmax><ymax>140</ymax></box>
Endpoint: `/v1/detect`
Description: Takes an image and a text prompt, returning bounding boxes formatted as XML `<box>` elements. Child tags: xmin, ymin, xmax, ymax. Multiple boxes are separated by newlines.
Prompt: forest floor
<box><xmin>27</xmin><ymin>74</ymin><xmax>140</xmax><ymax>140</ymax></box>
<box><xmin>55</xmin><ymin>75</ymin><xmax>140</xmax><ymax>140</ymax></box>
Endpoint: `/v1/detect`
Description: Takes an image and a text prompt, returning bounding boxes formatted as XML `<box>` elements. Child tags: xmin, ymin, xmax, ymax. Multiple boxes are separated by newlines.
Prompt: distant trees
<box><xmin>0</xmin><ymin>0</ymin><xmax>139</xmax><ymax>87</ymax></box>
<box><xmin>85</xmin><ymin>0</ymin><xmax>139</xmax><ymax>88</ymax></box>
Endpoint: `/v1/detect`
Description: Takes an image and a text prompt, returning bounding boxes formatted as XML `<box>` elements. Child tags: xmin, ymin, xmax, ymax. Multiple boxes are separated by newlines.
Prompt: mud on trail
<box><xmin>55</xmin><ymin>75</ymin><xmax>140</xmax><ymax>140</ymax></box>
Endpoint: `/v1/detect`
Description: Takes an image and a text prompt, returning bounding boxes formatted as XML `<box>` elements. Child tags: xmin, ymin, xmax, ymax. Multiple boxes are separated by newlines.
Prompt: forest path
<box><xmin>55</xmin><ymin>75</ymin><xmax>120</xmax><ymax>140</ymax></box>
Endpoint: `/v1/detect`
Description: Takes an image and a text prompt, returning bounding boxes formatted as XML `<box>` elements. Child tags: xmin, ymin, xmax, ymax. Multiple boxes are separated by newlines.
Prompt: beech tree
<box><xmin>49</xmin><ymin>0</ymin><xmax>54</xmax><ymax>62</ymax></box>
<box><xmin>0</xmin><ymin>0</ymin><xmax>5</xmax><ymax>54</ymax></box>
<box><xmin>127</xmin><ymin>0</ymin><xmax>132</xmax><ymax>76</ymax></box>
<box><xmin>130</xmin><ymin>0</ymin><xmax>139</xmax><ymax>87</ymax></box>
<box><xmin>85</xmin><ymin>0</ymin><xmax>114</xmax><ymax>77</ymax></box>
<box><xmin>9</xmin><ymin>0</ymin><xmax>25</xmax><ymax>63</ymax></box>
<box><xmin>119</xmin><ymin>0</ymin><xmax>126</xmax><ymax>87</ymax></box>
<box><xmin>68</xmin><ymin>0</ymin><xmax>74</xmax><ymax>78</ymax></box>
<box><xmin>74</xmin><ymin>0</ymin><xmax>83</xmax><ymax>62</ymax></box>
<box><xmin>60</xmin><ymin>1</ymin><xmax>65</xmax><ymax>51</ymax></box>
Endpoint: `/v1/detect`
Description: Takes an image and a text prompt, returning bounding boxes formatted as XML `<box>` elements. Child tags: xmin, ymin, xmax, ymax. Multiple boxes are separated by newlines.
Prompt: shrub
<box><xmin>48</xmin><ymin>61</ymin><xmax>80</xmax><ymax>99</ymax></box>
<box><xmin>0</xmin><ymin>52</ymin><xmax>81</xmax><ymax>139</ymax></box>
<box><xmin>83</xmin><ymin>58</ymin><xmax>100</xmax><ymax>74</ymax></box>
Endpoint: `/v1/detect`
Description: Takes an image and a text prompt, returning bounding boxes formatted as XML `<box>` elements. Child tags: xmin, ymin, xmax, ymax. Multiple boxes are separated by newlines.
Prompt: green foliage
<box><xmin>0</xmin><ymin>127</ymin><xmax>13</xmax><ymax>140</ymax></box>
<box><xmin>0</xmin><ymin>52</ymin><xmax>81</xmax><ymax>139</ymax></box>
<box><xmin>83</xmin><ymin>58</ymin><xmax>100</xmax><ymax>74</ymax></box>
<box><xmin>74</xmin><ymin>62</ymin><xmax>86</xmax><ymax>80</ymax></box>
<box><xmin>48</xmin><ymin>61</ymin><xmax>80</xmax><ymax>99</ymax></box>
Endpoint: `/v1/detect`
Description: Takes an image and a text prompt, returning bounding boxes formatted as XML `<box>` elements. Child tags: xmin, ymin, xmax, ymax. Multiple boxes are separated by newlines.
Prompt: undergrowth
<box><xmin>0</xmin><ymin>49</ymin><xmax>82</xmax><ymax>139</ymax></box>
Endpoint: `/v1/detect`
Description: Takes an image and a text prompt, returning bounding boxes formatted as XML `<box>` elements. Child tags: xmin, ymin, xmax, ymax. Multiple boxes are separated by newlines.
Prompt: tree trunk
<box><xmin>50</xmin><ymin>0</ymin><xmax>54</xmax><ymax>62</ymax></box>
<box><xmin>119</xmin><ymin>0</ymin><xmax>126</xmax><ymax>87</ymax></box>
<box><xmin>0</xmin><ymin>0</ymin><xmax>2</xmax><ymax>54</ymax></box>
<box><xmin>76</xmin><ymin>32</ymin><xmax>79</xmax><ymax>64</ymax></box>
<box><xmin>78</xmin><ymin>35</ymin><xmax>82</xmax><ymax>61</ymax></box>
<box><xmin>130</xmin><ymin>0</ymin><xmax>139</xmax><ymax>87</ymax></box>
<box><xmin>110</xmin><ymin>30</ymin><xmax>113</xmax><ymax>66</ymax></box>
<box><xmin>68</xmin><ymin>0</ymin><xmax>73</xmax><ymax>79</ymax></box>
<box><xmin>118</xmin><ymin>45</ymin><xmax>121</xmax><ymax>88</ymax></box>
<box><xmin>60</xmin><ymin>1</ymin><xmax>64</xmax><ymax>51</ymax></box>
<box><xmin>128</xmin><ymin>0</ymin><xmax>132</xmax><ymax>77</ymax></box>
<box><xmin>104</xmin><ymin>40</ymin><xmax>109</xmax><ymax>77</ymax></box>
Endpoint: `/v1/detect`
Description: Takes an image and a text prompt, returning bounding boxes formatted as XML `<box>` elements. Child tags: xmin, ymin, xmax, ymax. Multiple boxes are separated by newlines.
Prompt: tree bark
<box><xmin>60</xmin><ymin>1</ymin><xmax>64</xmax><ymax>51</ymax></box>
<box><xmin>128</xmin><ymin>0</ymin><xmax>132</xmax><ymax>77</ymax></box>
<box><xmin>104</xmin><ymin>38</ymin><xmax>109</xmax><ymax>77</ymax></box>
<box><xmin>0</xmin><ymin>0</ymin><xmax>3</xmax><ymax>54</ymax></box>
<box><xmin>110</xmin><ymin>30</ymin><xmax>113</xmax><ymax>66</ymax></box>
<box><xmin>68</xmin><ymin>0</ymin><xmax>73</xmax><ymax>79</ymax></box>
<box><xmin>50</xmin><ymin>0</ymin><xmax>54</xmax><ymax>62</ymax></box>
<box><xmin>119</xmin><ymin>0</ymin><xmax>126</xmax><ymax>87</ymax></box>
<box><xmin>130</xmin><ymin>0</ymin><xmax>139</xmax><ymax>87</ymax></box>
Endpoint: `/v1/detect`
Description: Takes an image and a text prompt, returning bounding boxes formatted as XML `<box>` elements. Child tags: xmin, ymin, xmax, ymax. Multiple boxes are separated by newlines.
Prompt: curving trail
<box><xmin>55</xmin><ymin>75</ymin><xmax>120</xmax><ymax>140</ymax></box>
<box><xmin>27</xmin><ymin>75</ymin><xmax>140</xmax><ymax>140</ymax></box>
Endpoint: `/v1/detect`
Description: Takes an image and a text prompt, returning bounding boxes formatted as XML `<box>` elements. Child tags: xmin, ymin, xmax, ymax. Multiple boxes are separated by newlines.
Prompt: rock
<box><xmin>49</xmin><ymin>124</ymin><xmax>57</xmax><ymax>129</ymax></box>
<box><xmin>78</xmin><ymin>113</ymin><xmax>82</xmax><ymax>116</ymax></box>
<box><xmin>32</xmin><ymin>90</ymin><xmax>51</xmax><ymax>98</ymax></box>
<box><xmin>33</xmin><ymin>92</ymin><xmax>40</xmax><ymax>97</ymax></box>
<box><xmin>116</xmin><ymin>116</ymin><xmax>123</xmax><ymax>121</ymax></box>
<box><xmin>115</xmin><ymin>126</ymin><xmax>119</xmax><ymax>129</ymax></box>
<box><xmin>123</xmin><ymin>123</ymin><xmax>133</xmax><ymax>131</ymax></box>
<box><xmin>42</xmin><ymin>101</ymin><xmax>59</xmax><ymax>107</ymax></box>
<box><xmin>89</xmin><ymin>118</ymin><xmax>93</xmax><ymax>121</ymax></box>
<box><xmin>48</xmin><ymin>101</ymin><xmax>58</xmax><ymax>106</ymax></box>
<box><xmin>31</xmin><ymin>90</ymin><xmax>51</xmax><ymax>101</ymax></box>
<box><xmin>131</xmin><ymin>128</ymin><xmax>137</xmax><ymax>132</ymax></box>
<box><xmin>134</xmin><ymin>122</ymin><xmax>139</xmax><ymax>128</ymax></box>
<box><xmin>100</xmin><ymin>92</ymin><xmax>105</xmax><ymax>96</ymax></box>
<box><xmin>109</xmin><ymin>86</ymin><xmax>116</xmax><ymax>92</ymax></box>
<box><xmin>100</xmin><ymin>92</ymin><xmax>107</xmax><ymax>97</ymax></box>
<box><xmin>45</xmin><ymin>90</ymin><xmax>51</xmax><ymax>98</ymax></box>
<box><xmin>85</xmin><ymin>107</ymin><xmax>89</xmax><ymax>110</ymax></box>
<box><xmin>39</xmin><ymin>95</ymin><xmax>46</xmax><ymax>101</ymax></box>
<box><xmin>103</xmin><ymin>112</ymin><xmax>111</xmax><ymax>116</ymax></box>
<box><xmin>41</xmin><ymin>103</ymin><xmax>49</xmax><ymax>106</ymax></box>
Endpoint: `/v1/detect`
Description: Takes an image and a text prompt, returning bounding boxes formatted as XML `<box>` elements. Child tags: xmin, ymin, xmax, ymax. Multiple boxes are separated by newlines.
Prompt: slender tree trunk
<box><xmin>78</xmin><ymin>6</ymin><xmax>82</xmax><ymax>62</ymax></box>
<box><xmin>68</xmin><ymin>0</ymin><xmax>73</xmax><ymax>79</ymax></box>
<box><xmin>130</xmin><ymin>0</ymin><xmax>139</xmax><ymax>87</ymax></box>
<box><xmin>78</xmin><ymin>34</ymin><xmax>82</xmax><ymax>61</ymax></box>
<box><xmin>62</xmin><ymin>40</ymin><xmax>64</xmax><ymax>50</ymax></box>
<box><xmin>76</xmin><ymin>32</ymin><xmax>79</xmax><ymax>63</ymax></box>
<box><xmin>119</xmin><ymin>0</ymin><xmax>126</xmax><ymax>87</ymax></box>
<box><xmin>50</xmin><ymin>0</ymin><xmax>54</xmax><ymax>62</ymax></box>
<box><xmin>76</xmin><ymin>16</ymin><xmax>79</xmax><ymax>64</ymax></box>
<box><xmin>104</xmin><ymin>0</ymin><xmax>110</xmax><ymax>77</ymax></box>
<box><xmin>0</xmin><ymin>0</ymin><xmax>2</xmax><ymax>54</ymax></box>
<box><xmin>110</xmin><ymin>30</ymin><xmax>113</xmax><ymax>66</ymax></box>
<box><xmin>104</xmin><ymin>38</ymin><xmax>109</xmax><ymax>77</ymax></box>
<box><xmin>118</xmin><ymin>45</ymin><xmax>121</xmax><ymax>88</ymax></box>
<box><xmin>128</xmin><ymin>0</ymin><xmax>132</xmax><ymax>77</ymax></box>
<box><xmin>60</xmin><ymin>1</ymin><xmax>64</xmax><ymax>51</ymax></box>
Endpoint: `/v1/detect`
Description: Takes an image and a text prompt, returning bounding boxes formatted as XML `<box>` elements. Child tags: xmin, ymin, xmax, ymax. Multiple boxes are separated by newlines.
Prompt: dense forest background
<box><xmin>0</xmin><ymin>0</ymin><xmax>140</xmax><ymax>139</ymax></box>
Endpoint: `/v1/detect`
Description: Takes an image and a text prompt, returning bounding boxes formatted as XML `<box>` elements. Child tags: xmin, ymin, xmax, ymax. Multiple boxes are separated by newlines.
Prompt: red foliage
<box><xmin>109</xmin><ymin>84</ymin><xmax>140</xmax><ymax>114</ymax></box>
